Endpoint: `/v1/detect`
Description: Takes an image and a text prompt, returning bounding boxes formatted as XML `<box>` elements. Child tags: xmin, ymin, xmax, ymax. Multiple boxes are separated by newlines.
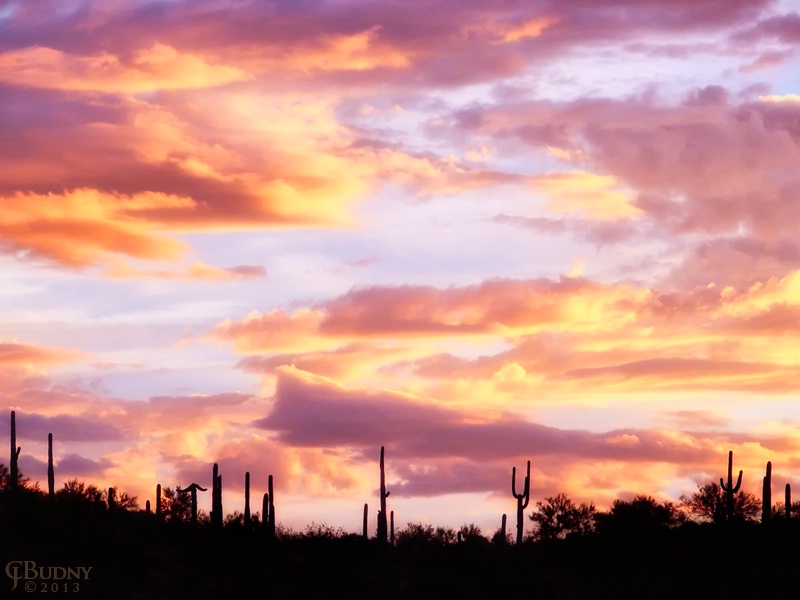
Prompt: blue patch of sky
<box><xmin>0</xmin><ymin>2</ymin><xmax>16</xmax><ymax>20</ymax></box>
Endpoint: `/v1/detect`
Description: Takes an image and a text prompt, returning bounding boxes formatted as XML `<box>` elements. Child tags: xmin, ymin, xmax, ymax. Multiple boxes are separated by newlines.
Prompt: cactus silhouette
<box><xmin>156</xmin><ymin>484</ymin><xmax>162</xmax><ymax>517</ymax></box>
<box><xmin>512</xmin><ymin>460</ymin><xmax>531</xmax><ymax>543</ymax></box>
<box><xmin>267</xmin><ymin>474</ymin><xmax>275</xmax><ymax>539</ymax></box>
<box><xmin>108</xmin><ymin>487</ymin><xmax>116</xmax><ymax>510</ymax></box>
<box><xmin>762</xmin><ymin>461</ymin><xmax>772</xmax><ymax>523</ymax></box>
<box><xmin>720</xmin><ymin>450</ymin><xmax>743</xmax><ymax>522</ymax></box>
<box><xmin>211</xmin><ymin>463</ymin><xmax>223</xmax><ymax>528</ymax></box>
<box><xmin>178</xmin><ymin>483</ymin><xmax>207</xmax><ymax>525</ymax></box>
<box><xmin>363</xmin><ymin>503</ymin><xmax>368</xmax><ymax>540</ymax></box>
<box><xmin>10</xmin><ymin>410</ymin><xmax>20</xmax><ymax>491</ymax></box>
<box><xmin>47</xmin><ymin>432</ymin><xmax>55</xmax><ymax>499</ymax></box>
<box><xmin>390</xmin><ymin>509</ymin><xmax>395</xmax><ymax>546</ymax></box>
<box><xmin>786</xmin><ymin>483</ymin><xmax>792</xmax><ymax>520</ymax></box>
<box><xmin>244</xmin><ymin>472</ymin><xmax>251</xmax><ymax>527</ymax></box>
<box><xmin>377</xmin><ymin>446</ymin><xmax>390</xmax><ymax>543</ymax></box>
<box><xmin>146</xmin><ymin>499</ymin><xmax>151</xmax><ymax>513</ymax></box>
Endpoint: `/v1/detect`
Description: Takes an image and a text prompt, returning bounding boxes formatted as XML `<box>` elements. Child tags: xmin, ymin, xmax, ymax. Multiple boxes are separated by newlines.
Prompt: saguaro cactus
<box><xmin>377</xmin><ymin>446</ymin><xmax>391</xmax><ymax>543</ymax></box>
<box><xmin>262</xmin><ymin>493</ymin><xmax>269</xmax><ymax>532</ymax></box>
<box><xmin>10</xmin><ymin>410</ymin><xmax>20</xmax><ymax>491</ymax></box>
<box><xmin>178</xmin><ymin>483</ymin><xmax>207</xmax><ymax>525</ymax></box>
<box><xmin>762</xmin><ymin>461</ymin><xmax>772</xmax><ymax>523</ymax></box>
<box><xmin>511</xmin><ymin>460</ymin><xmax>531</xmax><ymax>543</ymax></box>
<box><xmin>108</xmin><ymin>487</ymin><xmax>116</xmax><ymax>510</ymax></box>
<box><xmin>266</xmin><ymin>474</ymin><xmax>275</xmax><ymax>539</ymax></box>
<box><xmin>146</xmin><ymin>500</ymin><xmax>151</xmax><ymax>513</ymax></box>
<box><xmin>211</xmin><ymin>463</ymin><xmax>223</xmax><ymax>528</ymax></box>
<box><xmin>720</xmin><ymin>450</ymin><xmax>743</xmax><ymax>522</ymax></box>
<box><xmin>244</xmin><ymin>472</ymin><xmax>251</xmax><ymax>527</ymax></box>
<box><xmin>786</xmin><ymin>484</ymin><xmax>792</xmax><ymax>520</ymax></box>
<box><xmin>363</xmin><ymin>503</ymin><xmax>369</xmax><ymax>540</ymax></box>
<box><xmin>47</xmin><ymin>433</ymin><xmax>55</xmax><ymax>499</ymax></box>
<box><xmin>390</xmin><ymin>510</ymin><xmax>395</xmax><ymax>546</ymax></box>
<box><xmin>501</xmin><ymin>513</ymin><xmax>507</xmax><ymax>541</ymax></box>
<box><xmin>156</xmin><ymin>484</ymin><xmax>162</xmax><ymax>517</ymax></box>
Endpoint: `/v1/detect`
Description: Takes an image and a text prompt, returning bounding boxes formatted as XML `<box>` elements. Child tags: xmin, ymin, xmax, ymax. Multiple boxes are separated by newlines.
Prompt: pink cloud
<box><xmin>0</xmin><ymin>341</ymin><xmax>85</xmax><ymax>365</ymax></box>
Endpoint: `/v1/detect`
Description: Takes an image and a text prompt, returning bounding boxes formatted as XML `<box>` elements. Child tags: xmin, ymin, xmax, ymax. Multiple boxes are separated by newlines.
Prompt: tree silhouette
<box><xmin>107</xmin><ymin>486</ymin><xmax>139</xmax><ymax>510</ymax></box>
<box><xmin>595</xmin><ymin>495</ymin><xmax>684</xmax><ymax>535</ymax></box>
<box><xmin>55</xmin><ymin>479</ymin><xmax>106</xmax><ymax>510</ymax></box>
<box><xmin>680</xmin><ymin>482</ymin><xmax>760</xmax><ymax>524</ymax></box>
<box><xmin>0</xmin><ymin>463</ymin><xmax>34</xmax><ymax>492</ymax></box>
<box><xmin>772</xmin><ymin>500</ymin><xmax>800</xmax><ymax>521</ymax></box>
<box><xmin>457</xmin><ymin>523</ymin><xmax>484</xmax><ymax>543</ymax></box>
<box><xmin>396</xmin><ymin>522</ymin><xmax>457</xmax><ymax>547</ymax></box>
<box><xmin>529</xmin><ymin>493</ymin><xmax>596</xmax><ymax>541</ymax></box>
<box><xmin>160</xmin><ymin>486</ymin><xmax>193</xmax><ymax>522</ymax></box>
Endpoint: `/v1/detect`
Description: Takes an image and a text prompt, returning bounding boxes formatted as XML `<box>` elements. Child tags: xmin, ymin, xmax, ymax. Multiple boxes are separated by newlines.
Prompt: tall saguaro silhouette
<box><xmin>377</xmin><ymin>446</ymin><xmax>390</xmax><ymax>544</ymax></box>
<box><xmin>47</xmin><ymin>432</ymin><xmax>55</xmax><ymax>498</ymax></box>
<box><xmin>263</xmin><ymin>474</ymin><xmax>275</xmax><ymax>539</ymax></box>
<box><xmin>10</xmin><ymin>410</ymin><xmax>21</xmax><ymax>491</ymax></box>
<box><xmin>511</xmin><ymin>460</ymin><xmax>531</xmax><ymax>544</ymax></box>
<box><xmin>244</xmin><ymin>472</ymin><xmax>251</xmax><ymax>526</ymax></box>
<box><xmin>720</xmin><ymin>450</ymin><xmax>743</xmax><ymax>522</ymax></box>
<box><xmin>178</xmin><ymin>483</ymin><xmax>207</xmax><ymax>525</ymax></box>
<box><xmin>211</xmin><ymin>463</ymin><xmax>223</xmax><ymax>528</ymax></box>
<box><xmin>762</xmin><ymin>461</ymin><xmax>772</xmax><ymax>524</ymax></box>
<box><xmin>786</xmin><ymin>483</ymin><xmax>792</xmax><ymax>520</ymax></box>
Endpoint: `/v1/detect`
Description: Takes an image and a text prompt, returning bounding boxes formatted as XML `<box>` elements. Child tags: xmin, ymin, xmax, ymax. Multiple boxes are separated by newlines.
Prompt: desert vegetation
<box><xmin>2</xmin><ymin>411</ymin><xmax>799</xmax><ymax>598</ymax></box>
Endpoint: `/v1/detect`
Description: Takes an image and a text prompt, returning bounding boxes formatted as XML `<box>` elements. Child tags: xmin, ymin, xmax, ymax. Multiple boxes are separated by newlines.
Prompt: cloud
<box><xmin>256</xmin><ymin>366</ymin><xmax>721</xmax><ymax>463</ymax></box>
<box><xmin>209</xmin><ymin>266</ymin><xmax>800</xmax><ymax>399</ymax></box>
<box><xmin>247</xmin><ymin>365</ymin><xmax>797</xmax><ymax>498</ymax></box>
<box><xmin>660</xmin><ymin>410</ymin><xmax>730</xmax><ymax>429</ymax></box>
<box><xmin>0</xmin><ymin>189</ymin><xmax>191</xmax><ymax>267</ymax></box>
<box><xmin>530</xmin><ymin>171</ymin><xmax>641</xmax><ymax>220</ymax></box>
<box><xmin>236</xmin><ymin>342</ymin><xmax>410</xmax><ymax>380</ymax></box>
<box><xmin>0</xmin><ymin>43</ymin><xmax>249</xmax><ymax>93</ymax></box>
<box><xmin>0</xmin><ymin>411</ymin><xmax>125</xmax><ymax>442</ymax></box>
<box><xmin>56</xmin><ymin>453</ymin><xmax>115</xmax><ymax>477</ymax></box>
<box><xmin>102</xmin><ymin>259</ymin><xmax>267</xmax><ymax>280</ymax></box>
<box><xmin>0</xmin><ymin>341</ymin><xmax>85</xmax><ymax>366</ymax></box>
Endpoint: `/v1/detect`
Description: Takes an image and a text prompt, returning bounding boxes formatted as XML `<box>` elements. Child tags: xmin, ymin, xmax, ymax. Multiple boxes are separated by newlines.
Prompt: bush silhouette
<box><xmin>594</xmin><ymin>495</ymin><xmax>683</xmax><ymax>536</ymax></box>
<box><xmin>529</xmin><ymin>492</ymin><xmax>596</xmax><ymax>541</ymax></box>
<box><xmin>680</xmin><ymin>482</ymin><xmax>760</xmax><ymax>524</ymax></box>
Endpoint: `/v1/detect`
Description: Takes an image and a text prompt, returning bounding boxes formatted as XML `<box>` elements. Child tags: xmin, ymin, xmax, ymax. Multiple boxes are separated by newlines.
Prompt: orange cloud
<box><xmin>0</xmin><ymin>341</ymin><xmax>85</xmax><ymax>367</ymax></box>
<box><xmin>0</xmin><ymin>43</ymin><xmax>249</xmax><ymax>93</ymax></box>
<box><xmin>530</xmin><ymin>171</ymin><xmax>642</xmax><ymax>219</ymax></box>
<box><xmin>259</xmin><ymin>26</ymin><xmax>410</xmax><ymax>73</ymax></box>
<box><xmin>102</xmin><ymin>259</ymin><xmax>266</xmax><ymax>280</ymax></box>
<box><xmin>500</xmin><ymin>16</ymin><xmax>561</xmax><ymax>42</ymax></box>
<box><xmin>0</xmin><ymin>189</ymin><xmax>191</xmax><ymax>266</ymax></box>
<box><xmin>208</xmin><ymin>267</ymin><xmax>800</xmax><ymax>404</ymax></box>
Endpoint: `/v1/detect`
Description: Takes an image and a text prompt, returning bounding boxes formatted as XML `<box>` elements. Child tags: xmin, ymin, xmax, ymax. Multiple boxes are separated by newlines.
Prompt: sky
<box><xmin>2</xmin><ymin>0</ymin><xmax>800</xmax><ymax>535</ymax></box>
